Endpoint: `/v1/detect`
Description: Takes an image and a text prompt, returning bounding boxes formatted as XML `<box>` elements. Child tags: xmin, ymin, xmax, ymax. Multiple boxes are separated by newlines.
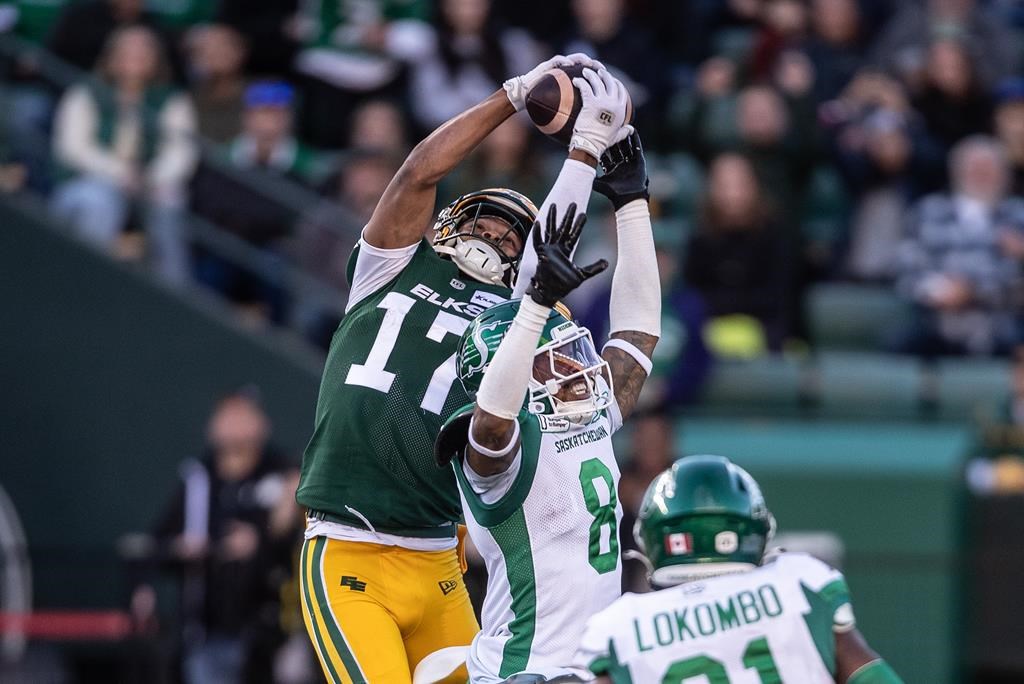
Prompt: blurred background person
<box><xmin>403</xmin><ymin>0</ymin><xmax>540</xmax><ymax>131</ymax></box>
<box><xmin>215</xmin><ymin>0</ymin><xmax>299</xmax><ymax>78</ymax></box>
<box><xmin>46</xmin><ymin>0</ymin><xmax>183</xmax><ymax>78</ymax></box>
<box><xmin>746</xmin><ymin>0</ymin><xmax>810</xmax><ymax>83</ymax></box>
<box><xmin>290</xmin><ymin>148</ymin><xmax>401</xmax><ymax>348</ymax></box>
<box><xmin>616</xmin><ymin>413</ymin><xmax>679</xmax><ymax>593</ymax></box>
<box><xmin>804</xmin><ymin>0</ymin><xmax>869</xmax><ymax>102</ymax></box>
<box><xmin>442</xmin><ymin>115</ymin><xmax>546</xmax><ymax>201</ymax></box>
<box><xmin>50</xmin><ymin>25</ymin><xmax>196</xmax><ymax>286</ymax></box>
<box><xmin>345</xmin><ymin>97</ymin><xmax>411</xmax><ymax>154</ymax></box>
<box><xmin>683</xmin><ymin>77</ymin><xmax>817</xmax><ymax>229</ymax></box>
<box><xmin>190</xmin><ymin>81</ymin><xmax>316</xmax><ymax>325</ymax></box>
<box><xmin>890</xmin><ymin>135</ymin><xmax>1024</xmax><ymax>357</ymax></box>
<box><xmin>871</xmin><ymin>0</ymin><xmax>1019</xmax><ymax>91</ymax></box>
<box><xmin>225</xmin><ymin>81</ymin><xmax>317</xmax><ymax>184</ymax></box>
<box><xmin>186</xmin><ymin>23</ymin><xmax>248</xmax><ymax>144</ymax></box>
<box><xmin>292</xmin><ymin>0</ymin><xmax>429</xmax><ymax>147</ymax></box>
<box><xmin>912</xmin><ymin>38</ymin><xmax>994</xmax><ymax>152</ymax></box>
<box><xmin>562</xmin><ymin>0</ymin><xmax>664</xmax><ymax>128</ymax></box>
<box><xmin>994</xmin><ymin>77</ymin><xmax>1024</xmax><ymax>197</ymax></box>
<box><xmin>827</xmin><ymin>74</ymin><xmax>944</xmax><ymax>281</ymax></box>
<box><xmin>684</xmin><ymin>152</ymin><xmax>791</xmax><ymax>356</ymax></box>
<box><xmin>146</xmin><ymin>389</ymin><xmax>299</xmax><ymax>684</ymax></box>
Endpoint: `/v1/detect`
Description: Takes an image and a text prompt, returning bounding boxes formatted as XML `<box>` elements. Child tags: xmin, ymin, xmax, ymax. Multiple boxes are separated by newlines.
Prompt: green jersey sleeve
<box><xmin>786</xmin><ymin>552</ymin><xmax>855</xmax><ymax>631</ymax></box>
<box><xmin>778</xmin><ymin>552</ymin><xmax>855</xmax><ymax>677</ymax></box>
<box><xmin>576</xmin><ymin>605</ymin><xmax>614</xmax><ymax>674</ymax></box>
<box><xmin>575</xmin><ymin>599</ymin><xmax>635</xmax><ymax>682</ymax></box>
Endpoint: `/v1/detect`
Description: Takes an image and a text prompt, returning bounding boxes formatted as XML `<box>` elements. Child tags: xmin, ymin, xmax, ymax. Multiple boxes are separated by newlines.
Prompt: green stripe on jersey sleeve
<box><xmin>603</xmin><ymin>641</ymin><xmax>634</xmax><ymax>683</ymax></box>
<box><xmin>800</xmin><ymin>577</ymin><xmax>852</xmax><ymax>676</ymax></box>
<box><xmin>490</xmin><ymin>508</ymin><xmax>537</xmax><ymax>677</ymax></box>
<box><xmin>454</xmin><ymin>411</ymin><xmax>542</xmax><ymax>528</ymax></box>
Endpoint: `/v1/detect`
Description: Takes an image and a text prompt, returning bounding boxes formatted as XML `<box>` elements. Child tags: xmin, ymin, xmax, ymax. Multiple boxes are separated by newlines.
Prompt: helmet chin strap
<box><xmin>435</xmin><ymin>237</ymin><xmax>509</xmax><ymax>285</ymax></box>
<box><xmin>551</xmin><ymin>396</ymin><xmax>598</xmax><ymax>424</ymax></box>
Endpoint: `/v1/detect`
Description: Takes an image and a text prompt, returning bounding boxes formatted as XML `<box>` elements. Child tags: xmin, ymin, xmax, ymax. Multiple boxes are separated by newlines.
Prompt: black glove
<box><xmin>526</xmin><ymin>203</ymin><xmax>609</xmax><ymax>308</ymax></box>
<box><xmin>595</xmin><ymin>131</ymin><xmax>650</xmax><ymax>210</ymax></box>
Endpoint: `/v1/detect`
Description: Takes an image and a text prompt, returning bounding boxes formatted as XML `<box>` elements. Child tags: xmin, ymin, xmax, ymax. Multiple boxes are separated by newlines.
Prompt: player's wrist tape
<box><xmin>602</xmin><ymin>338</ymin><xmax>653</xmax><ymax>376</ymax></box>
<box><xmin>476</xmin><ymin>298</ymin><xmax>550</xmax><ymax>420</ymax></box>
<box><xmin>503</xmin><ymin>77</ymin><xmax>526</xmax><ymax>111</ymax></box>
<box><xmin>569</xmin><ymin>134</ymin><xmax>603</xmax><ymax>160</ymax></box>
<box><xmin>468</xmin><ymin>416</ymin><xmax>520</xmax><ymax>458</ymax></box>
<box><xmin>847</xmin><ymin>659</ymin><xmax>903</xmax><ymax>684</ymax></box>
<box><xmin>608</xmin><ymin>200</ymin><xmax>661</xmax><ymax>337</ymax></box>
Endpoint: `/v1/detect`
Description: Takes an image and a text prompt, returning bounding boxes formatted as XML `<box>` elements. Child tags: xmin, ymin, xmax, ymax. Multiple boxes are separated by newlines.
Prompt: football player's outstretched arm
<box><xmin>594</xmin><ymin>132</ymin><xmax>659</xmax><ymax>421</ymax></box>
<box><xmin>363</xmin><ymin>54</ymin><xmax>603</xmax><ymax>250</ymax></box>
<box><xmin>513</xmin><ymin>67</ymin><xmax>633</xmax><ymax>298</ymax></box>
<box><xmin>468</xmin><ymin>204</ymin><xmax>607</xmax><ymax>476</ymax></box>
<box><xmin>835</xmin><ymin>629</ymin><xmax>904</xmax><ymax>683</ymax></box>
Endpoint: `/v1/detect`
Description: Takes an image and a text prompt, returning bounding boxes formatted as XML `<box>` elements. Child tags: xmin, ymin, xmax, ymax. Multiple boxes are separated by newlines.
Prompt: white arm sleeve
<box><xmin>475</xmin><ymin>297</ymin><xmax>549</xmax><ymax>420</ymax></box>
<box><xmin>512</xmin><ymin>158</ymin><xmax>597</xmax><ymax>298</ymax></box>
<box><xmin>609</xmin><ymin>200</ymin><xmax>661</xmax><ymax>336</ymax></box>
<box><xmin>345</xmin><ymin>232</ymin><xmax>420</xmax><ymax>312</ymax></box>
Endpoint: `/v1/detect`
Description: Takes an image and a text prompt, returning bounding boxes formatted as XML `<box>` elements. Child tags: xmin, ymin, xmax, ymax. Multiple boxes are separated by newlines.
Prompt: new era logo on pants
<box><xmin>438</xmin><ymin>578</ymin><xmax>459</xmax><ymax>596</ymax></box>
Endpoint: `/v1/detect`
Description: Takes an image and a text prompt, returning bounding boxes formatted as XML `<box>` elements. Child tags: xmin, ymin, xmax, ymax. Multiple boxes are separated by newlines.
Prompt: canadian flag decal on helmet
<box><xmin>665</xmin><ymin>533</ymin><xmax>693</xmax><ymax>556</ymax></box>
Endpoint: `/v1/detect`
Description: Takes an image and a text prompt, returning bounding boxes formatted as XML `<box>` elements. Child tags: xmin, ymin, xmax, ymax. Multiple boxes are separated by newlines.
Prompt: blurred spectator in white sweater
<box><xmin>51</xmin><ymin>25</ymin><xmax>197</xmax><ymax>285</ymax></box>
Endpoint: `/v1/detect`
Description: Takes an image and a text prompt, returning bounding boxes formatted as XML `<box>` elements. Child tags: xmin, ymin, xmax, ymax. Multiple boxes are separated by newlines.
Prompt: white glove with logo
<box><xmin>570</xmin><ymin>68</ymin><xmax>632</xmax><ymax>160</ymax></box>
<box><xmin>503</xmin><ymin>53</ymin><xmax>604</xmax><ymax>112</ymax></box>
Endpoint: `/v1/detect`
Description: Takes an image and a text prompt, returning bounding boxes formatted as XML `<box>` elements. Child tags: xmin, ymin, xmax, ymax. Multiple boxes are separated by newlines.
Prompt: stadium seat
<box><xmin>807</xmin><ymin>283</ymin><xmax>912</xmax><ymax>350</ymax></box>
<box><xmin>935</xmin><ymin>359</ymin><xmax>1009</xmax><ymax>423</ymax></box>
<box><xmin>813</xmin><ymin>351</ymin><xmax>925</xmax><ymax>420</ymax></box>
<box><xmin>699</xmin><ymin>356</ymin><xmax>810</xmax><ymax>416</ymax></box>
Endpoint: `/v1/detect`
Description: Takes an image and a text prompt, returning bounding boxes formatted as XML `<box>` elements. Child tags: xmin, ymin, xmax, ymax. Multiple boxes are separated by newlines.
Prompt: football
<box><xmin>525</xmin><ymin>64</ymin><xmax>633</xmax><ymax>145</ymax></box>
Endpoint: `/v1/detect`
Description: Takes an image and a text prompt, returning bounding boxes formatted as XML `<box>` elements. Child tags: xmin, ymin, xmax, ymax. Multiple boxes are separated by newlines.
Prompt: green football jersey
<box><xmin>297</xmin><ymin>239</ymin><xmax>509</xmax><ymax>537</ymax></box>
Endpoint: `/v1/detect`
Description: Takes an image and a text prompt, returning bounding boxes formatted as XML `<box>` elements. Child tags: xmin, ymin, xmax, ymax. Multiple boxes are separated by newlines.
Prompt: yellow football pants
<box><xmin>299</xmin><ymin>535</ymin><xmax>478</xmax><ymax>684</ymax></box>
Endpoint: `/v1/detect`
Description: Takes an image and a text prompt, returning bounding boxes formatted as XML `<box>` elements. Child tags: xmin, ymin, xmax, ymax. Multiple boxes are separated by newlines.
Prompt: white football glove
<box><xmin>570</xmin><ymin>68</ymin><xmax>632</xmax><ymax>160</ymax></box>
<box><xmin>503</xmin><ymin>53</ymin><xmax>605</xmax><ymax>112</ymax></box>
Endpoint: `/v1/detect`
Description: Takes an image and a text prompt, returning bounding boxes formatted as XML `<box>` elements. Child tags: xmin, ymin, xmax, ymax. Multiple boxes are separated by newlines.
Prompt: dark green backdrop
<box><xmin>0</xmin><ymin>200</ymin><xmax>322</xmax><ymax>610</ymax></box>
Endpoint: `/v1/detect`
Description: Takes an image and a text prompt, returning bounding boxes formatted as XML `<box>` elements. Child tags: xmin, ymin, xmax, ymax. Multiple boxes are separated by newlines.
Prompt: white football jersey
<box><xmin>455</xmin><ymin>409</ymin><xmax>623</xmax><ymax>684</ymax></box>
<box><xmin>574</xmin><ymin>552</ymin><xmax>855</xmax><ymax>683</ymax></box>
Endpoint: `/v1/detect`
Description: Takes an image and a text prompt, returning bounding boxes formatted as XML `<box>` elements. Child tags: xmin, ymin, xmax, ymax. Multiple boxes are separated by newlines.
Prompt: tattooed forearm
<box><xmin>603</xmin><ymin>331</ymin><xmax>658</xmax><ymax>421</ymax></box>
<box><xmin>467</xmin><ymin>408</ymin><xmax>520</xmax><ymax>476</ymax></box>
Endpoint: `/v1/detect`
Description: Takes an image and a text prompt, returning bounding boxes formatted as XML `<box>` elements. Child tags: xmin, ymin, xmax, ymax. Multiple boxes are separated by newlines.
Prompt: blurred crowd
<box><xmin>2</xmin><ymin>2</ymin><xmax>1021</xmax><ymax>680</ymax></box>
<box><xmin>2</xmin><ymin>0</ymin><xmax>1024</xmax><ymax>368</ymax></box>
<box><xmin>125</xmin><ymin>389</ymin><xmax>311</xmax><ymax>684</ymax></box>
<box><xmin>0</xmin><ymin>2</ymin><xmax>1023</xmax><ymax>366</ymax></box>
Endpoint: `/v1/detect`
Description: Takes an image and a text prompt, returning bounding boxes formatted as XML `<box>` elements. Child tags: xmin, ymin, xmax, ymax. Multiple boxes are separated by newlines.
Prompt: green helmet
<box><xmin>437</xmin><ymin>299</ymin><xmax>611</xmax><ymax>467</ymax></box>
<box><xmin>635</xmin><ymin>455</ymin><xmax>776</xmax><ymax>587</ymax></box>
<box><xmin>456</xmin><ymin>299</ymin><xmax>612</xmax><ymax>419</ymax></box>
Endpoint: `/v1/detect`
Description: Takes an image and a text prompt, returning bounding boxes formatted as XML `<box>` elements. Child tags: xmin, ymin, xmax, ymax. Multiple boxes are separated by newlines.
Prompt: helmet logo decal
<box><xmin>715</xmin><ymin>531</ymin><xmax>739</xmax><ymax>554</ymax></box>
<box><xmin>665</xmin><ymin>532</ymin><xmax>693</xmax><ymax>556</ymax></box>
<box><xmin>465</xmin><ymin>319</ymin><xmax>506</xmax><ymax>377</ymax></box>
